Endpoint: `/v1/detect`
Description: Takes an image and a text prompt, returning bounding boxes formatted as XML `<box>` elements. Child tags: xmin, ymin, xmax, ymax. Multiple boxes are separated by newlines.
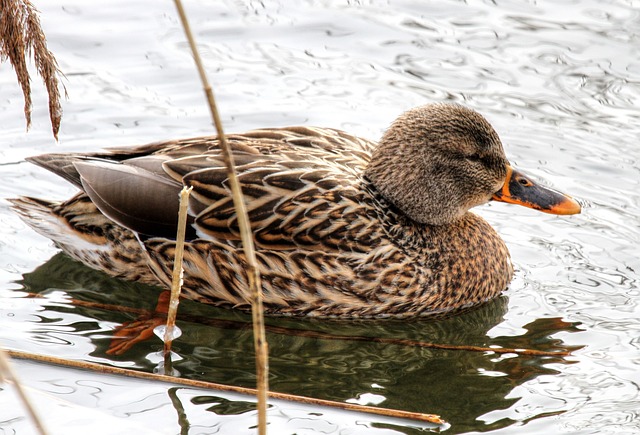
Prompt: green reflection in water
<box><xmin>18</xmin><ymin>252</ymin><xmax>583</xmax><ymax>433</ymax></box>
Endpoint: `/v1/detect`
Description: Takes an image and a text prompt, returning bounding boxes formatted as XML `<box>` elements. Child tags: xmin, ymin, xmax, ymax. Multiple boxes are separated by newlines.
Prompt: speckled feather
<box><xmin>11</xmin><ymin>104</ymin><xmax>514</xmax><ymax>318</ymax></box>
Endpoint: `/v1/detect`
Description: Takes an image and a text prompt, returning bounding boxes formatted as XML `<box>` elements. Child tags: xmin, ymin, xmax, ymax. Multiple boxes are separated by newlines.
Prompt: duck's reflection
<box><xmin>19</xmin><ymin>253</ymin><xmax>583</xmax><ymax>432</ymax></box>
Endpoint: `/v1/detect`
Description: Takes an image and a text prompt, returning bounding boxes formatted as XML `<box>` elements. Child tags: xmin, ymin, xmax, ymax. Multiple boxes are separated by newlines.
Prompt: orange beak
<box><xmin>492</xmin><ymin>165</ymin><xmax>581</xmax><ymax>215</ymax></box>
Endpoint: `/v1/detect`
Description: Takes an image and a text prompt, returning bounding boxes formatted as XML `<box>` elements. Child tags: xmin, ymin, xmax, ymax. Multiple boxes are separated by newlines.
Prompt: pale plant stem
<box><xmin>163</xmin><ymin>186</ymin><xmax>193</xmax><ymax>365</ymax></box>
<box><xmin>0</xmin><ymin>346</ymin><xmax>49</xmax><ymax>435</ymax></box>
<box><xmin>171</xmin><ymin>1</ymin><xmax>269</xmax><ymax>433</ymax></box>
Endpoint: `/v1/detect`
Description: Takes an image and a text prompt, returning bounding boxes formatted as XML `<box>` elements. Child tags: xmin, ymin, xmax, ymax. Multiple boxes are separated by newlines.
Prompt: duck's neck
<box><xmin>361</xmin><ymin>176</ymin><xmax>441</xmax><ymax>254</ymax></box>
<box><xmin>361</xmin><ymin>176</ymin><xmax>510</xmax><ymax>261</ymax></box>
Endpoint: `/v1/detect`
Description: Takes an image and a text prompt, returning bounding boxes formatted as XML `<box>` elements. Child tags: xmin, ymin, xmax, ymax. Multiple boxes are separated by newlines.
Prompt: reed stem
<box><xmin>171</xmin><ymin>1</ymin><xmax>269</xmax><ymax>433</ymax></box>
<box><xmin>162</xmin><ymin>186</ymin><xmax>192</xmax><ymax>371</ymax></box>
<box><xmin>0</xmin><ymin>347</ymin><xmax>49</xmax><ymax>435</ymax></box>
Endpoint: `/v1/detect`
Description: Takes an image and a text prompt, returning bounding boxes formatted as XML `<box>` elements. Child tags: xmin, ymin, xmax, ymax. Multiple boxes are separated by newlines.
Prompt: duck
<box><xmin>11</xmin><ymin>103</ymin><xmax>581</xmax><ymax>318</ymax></box>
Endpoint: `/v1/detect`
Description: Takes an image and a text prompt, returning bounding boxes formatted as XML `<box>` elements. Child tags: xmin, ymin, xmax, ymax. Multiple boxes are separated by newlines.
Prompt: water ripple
<box><xmin>1</xmin><ymin>0</ymin><xmax>640</xmax><ymax>433</ymax></box>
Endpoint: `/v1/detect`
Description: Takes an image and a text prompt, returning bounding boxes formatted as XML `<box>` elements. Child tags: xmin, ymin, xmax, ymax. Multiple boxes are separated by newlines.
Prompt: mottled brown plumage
<box><xmin>11</xmin><ymin>103</ymin><xmax>580</xmax><ymax>317</ymax></box>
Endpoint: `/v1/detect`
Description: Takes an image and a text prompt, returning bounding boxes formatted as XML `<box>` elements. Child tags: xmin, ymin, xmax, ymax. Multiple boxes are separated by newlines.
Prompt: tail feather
<box><xmin>9</xmin><ymin>196</ymin><xmax>161</xmax><ymax>286</ymax></box>
<box><xmin>9</xmin><ymin>196</ymin><xmax>69</xmax><ymax>243</ymax></box>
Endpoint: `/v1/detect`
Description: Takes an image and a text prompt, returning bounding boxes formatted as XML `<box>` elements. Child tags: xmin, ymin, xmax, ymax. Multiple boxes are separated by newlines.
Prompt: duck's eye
<box><xmin>516</xmin><ymin>176</ymin><xmax>533</xmax><ymax>187</ymax></box>
<box><xmin>466</xmin><ymin>154</ymin><xmax>482</xmax><ymax>162</ymax></box>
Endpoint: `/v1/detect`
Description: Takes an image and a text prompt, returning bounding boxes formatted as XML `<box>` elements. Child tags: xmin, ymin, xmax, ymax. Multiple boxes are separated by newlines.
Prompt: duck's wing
<box><xmin>165</xmin><ymin>151</ymin><xmax>377</xmax><ymax>252</ymax></box>
<box><xmin>28</xmin><ymin>151</ymin><xmax>189</xmax><ymax>239</ymax></box>
<box><xmin>28</xmin><ymin>127</ymin><xmax>378</xmax><ymax>250</ymax></box>
<box><xmin>163</xmin><ymin>127</ymin><xmax>377</xmax><ymax>251</ymax></box>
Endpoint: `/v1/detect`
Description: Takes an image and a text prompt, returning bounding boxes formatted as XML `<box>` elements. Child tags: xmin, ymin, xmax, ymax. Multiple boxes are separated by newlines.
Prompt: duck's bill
<box><xmin>492</xmin><ymin>165</ymin><xmax>581</xmax><ymax>215</ymax></box>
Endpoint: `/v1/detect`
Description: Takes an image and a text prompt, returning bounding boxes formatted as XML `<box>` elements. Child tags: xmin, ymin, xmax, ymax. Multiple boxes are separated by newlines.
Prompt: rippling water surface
<box><xmin>1</xmin><ymin>1</ymin><xmax>639</xmax><ymax>434</ymax></box>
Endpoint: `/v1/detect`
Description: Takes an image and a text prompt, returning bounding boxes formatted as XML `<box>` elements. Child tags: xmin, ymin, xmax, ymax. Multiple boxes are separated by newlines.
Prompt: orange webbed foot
<box><xmin>106</xmin><ymin>291</ymin><xmax>171</xmax><ymax>355</ymax></box>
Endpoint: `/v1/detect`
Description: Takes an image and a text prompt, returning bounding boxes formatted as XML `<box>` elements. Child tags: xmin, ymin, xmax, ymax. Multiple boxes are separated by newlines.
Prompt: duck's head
<box><xmin>364</xmin><ymin>103</ymin><xmax>580</xmax><ymax>225</ymax></box>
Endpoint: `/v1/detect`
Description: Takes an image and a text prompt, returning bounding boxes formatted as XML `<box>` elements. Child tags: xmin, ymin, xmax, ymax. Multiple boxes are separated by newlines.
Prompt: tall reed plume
<box><xmin>1</xmin><ymin>0</ymin><xmax>63</xmax><ymax>139</ymax></box>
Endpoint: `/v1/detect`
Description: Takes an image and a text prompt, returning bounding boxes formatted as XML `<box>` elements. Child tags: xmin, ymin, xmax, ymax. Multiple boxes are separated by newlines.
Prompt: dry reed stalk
<box><xmin>0</xmin><ymin>347</ymin><xmax>49</xmax><ymax>435</ymax></box>
<box><xmin>171</xmin><ymin>1</ymin><xmax>269</xmax><ymax>433</ymax></box>
<box><xmin>0</xmin><ymin>0</ymin><xmax>63</xmax><ymax>139</ymax></box>
<box><xmin>162</xmin><ymin>186</ymin><xmax>193</xmax><ymax>368</ymax></box>
<box><xmin>6</xmin><ymin>349</ymin><xmax>445</xmax><ymax>426</ymax></box>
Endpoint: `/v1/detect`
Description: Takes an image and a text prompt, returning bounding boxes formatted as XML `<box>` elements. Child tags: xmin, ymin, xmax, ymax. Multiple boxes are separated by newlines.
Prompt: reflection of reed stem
<box><xmin>167</xmin><ymin>387</ymin><xmax>191</xmax><ymax>433</ymax></box>
<box><xmin>5</xmin><ymin>349</ymin><xmax>444</xmax><ymax>426</ymax></box>
<box><xmin>171</xmin><ymin>1</ymin><xmax>268</xmax><ymax>433</ymax></box>
<box><xmin>163</xmin><ymin>186</ymin><xmax>193</xmax><ymax>368</ymax></box>
<box><xmin>22</xmin><ymin>292</ymin><xmax>576</xmax><ymax>357</ymax></box>
<box><xmin>0</xmin><ymin>347</ymin><xmax>49</xmax><ymax>435</ymax></box>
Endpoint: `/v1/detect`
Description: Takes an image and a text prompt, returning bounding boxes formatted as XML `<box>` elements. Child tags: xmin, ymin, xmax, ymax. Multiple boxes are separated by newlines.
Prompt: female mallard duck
<box><xmin>11</xmin><ymin>103</ymin><xmax>580</xmax><ymax>318</ymax></box>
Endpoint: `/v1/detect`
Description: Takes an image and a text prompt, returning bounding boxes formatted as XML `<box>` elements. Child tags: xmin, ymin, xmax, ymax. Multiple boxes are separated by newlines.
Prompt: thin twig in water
<box><xmin>0</xmin><ymin>347</ymin><xmax>49</xmax><ymax>435</ymax></box>
<box><xmin>171</xmin><ymin>1</ymin><xmax>269</xmax><ymax>433</ymax></box>
<box><xmin>6</xmin><ymin>349</ymin><xmax>445</xmax><ymax>426</ymax></box>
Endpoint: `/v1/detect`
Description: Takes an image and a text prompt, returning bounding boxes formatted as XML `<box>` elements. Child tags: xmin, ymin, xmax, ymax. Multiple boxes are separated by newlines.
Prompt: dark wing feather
<box><xmin>73</xmin><ymin>159</ymin><xmax>190</xmax><ymax>239</ymax></box>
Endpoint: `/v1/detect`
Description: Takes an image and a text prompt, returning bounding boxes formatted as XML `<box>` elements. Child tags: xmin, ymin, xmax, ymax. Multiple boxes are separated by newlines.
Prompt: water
<box><xmin>1</xmin><ymin>0</ymin><xmax>639</xmax><ymax>433</ymax></box>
